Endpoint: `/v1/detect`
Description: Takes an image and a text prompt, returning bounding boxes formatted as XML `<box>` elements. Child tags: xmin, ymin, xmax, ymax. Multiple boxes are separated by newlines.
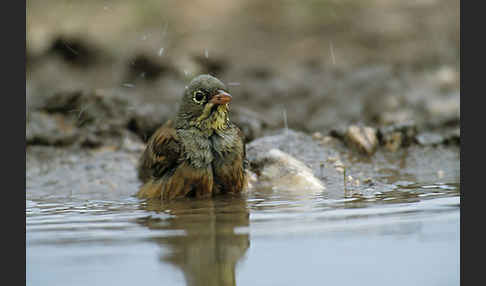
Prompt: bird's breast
<box><xmin>177</xmin><ymin>129</ymin><xmax>213</xmax><ymax>168</ymax></box>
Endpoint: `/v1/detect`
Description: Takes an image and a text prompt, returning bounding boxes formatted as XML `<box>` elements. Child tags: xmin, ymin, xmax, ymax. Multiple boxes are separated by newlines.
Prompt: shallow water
<box><xmin>27</xmin><ymin>181</ymin><xmax>459</xmax><ymax>286</ymax></box>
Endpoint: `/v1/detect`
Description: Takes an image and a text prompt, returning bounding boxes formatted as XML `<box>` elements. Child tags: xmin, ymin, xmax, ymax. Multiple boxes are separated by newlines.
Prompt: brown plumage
<box><xmin>137</xmin><ymin>74</ymin><xmax>247</xmax><ymax>200</ymax></box>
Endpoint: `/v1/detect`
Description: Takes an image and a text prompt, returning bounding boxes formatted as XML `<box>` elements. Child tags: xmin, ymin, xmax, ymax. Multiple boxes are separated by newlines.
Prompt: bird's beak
<box><xmin>209</xmin><ymin>90</ymin><xmax>232</xmax><ymax>105</ymax></box>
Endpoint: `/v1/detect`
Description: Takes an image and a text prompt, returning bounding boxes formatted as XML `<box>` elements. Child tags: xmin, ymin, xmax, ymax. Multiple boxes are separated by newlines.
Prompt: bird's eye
<box><xmin>193</xmin><ymin>91</ymin><xmax>205</xmax><ymax>104</ymax></box>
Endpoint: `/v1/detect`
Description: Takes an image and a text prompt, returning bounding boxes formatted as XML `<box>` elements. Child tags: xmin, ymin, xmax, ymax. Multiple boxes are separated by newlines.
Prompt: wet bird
<box><xmin>137</xmin><ymin>74</ymin><xmax>247</xmax><ymax>200</ymax></box>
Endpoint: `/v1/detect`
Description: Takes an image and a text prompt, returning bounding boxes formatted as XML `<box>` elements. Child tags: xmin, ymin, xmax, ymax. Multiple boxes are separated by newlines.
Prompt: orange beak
<box><xmin>209</xmin><ymin>90</ymin><xmax>232</xmax><ymax>105</ymax></box>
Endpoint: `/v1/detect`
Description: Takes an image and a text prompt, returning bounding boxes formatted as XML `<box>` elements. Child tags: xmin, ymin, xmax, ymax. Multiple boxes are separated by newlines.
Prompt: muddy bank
<box><xmin>26</xmin><ymin>50</ymin><xmax>460</xmax><ymax>199</ymax></box>
<box><xmin>26</xmin><ymin>55</ymin><xmax>460</xmax><ymax>148</ymax></box>
<box><xmin>27</xmin><ymin>127</ymin><xmax>459</xmax><ymax>202</ymax></box>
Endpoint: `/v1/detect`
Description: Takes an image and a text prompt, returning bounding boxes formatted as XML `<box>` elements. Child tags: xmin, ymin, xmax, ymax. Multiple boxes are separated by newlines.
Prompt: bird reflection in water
<box><xmin>137</xmin><ymin>195</ymin><xmax>250</xmax><ymax>286</ymax></box>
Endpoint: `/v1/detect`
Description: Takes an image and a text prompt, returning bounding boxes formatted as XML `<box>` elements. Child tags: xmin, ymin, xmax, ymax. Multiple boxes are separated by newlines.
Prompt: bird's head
<box><xmin>175</xmin><ymin>74</ymin><xmax>232</xmax><ymax>133</ymax></box>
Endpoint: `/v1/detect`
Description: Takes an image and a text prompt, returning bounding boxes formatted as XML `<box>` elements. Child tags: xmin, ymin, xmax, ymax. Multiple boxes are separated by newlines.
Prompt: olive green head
<box><xmin>175</xmin><ymin>74</ymin><xmax>232</xmax><ymax>132</ymax></box>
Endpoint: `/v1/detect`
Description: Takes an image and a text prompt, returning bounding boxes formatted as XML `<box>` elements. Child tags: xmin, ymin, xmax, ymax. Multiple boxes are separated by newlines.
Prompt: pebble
<box><xmin>312</xmin><ymin>132</ymin><xmax>323</xmax><ymax>140</ymax></box>
<box><xmin>250</xmin><ymin>148</ymin><xmax>326</xmax><ymax>193</ymax></box>
<box><xmin>416</xmin><ymin>132</ymin><xmax>444</xmax><ymax>146</ymax></box>
<box><xmin>345</xmin><ymin>125</ymin><xmax>378</xmax><ymax>155</ymax></box>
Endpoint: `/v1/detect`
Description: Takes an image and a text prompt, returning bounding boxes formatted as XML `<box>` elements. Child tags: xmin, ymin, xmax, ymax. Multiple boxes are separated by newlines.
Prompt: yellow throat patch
<box><xmin>193</xmin><ymin>103</ymin><xmax>229</xmax><ymax>131</ymax></box>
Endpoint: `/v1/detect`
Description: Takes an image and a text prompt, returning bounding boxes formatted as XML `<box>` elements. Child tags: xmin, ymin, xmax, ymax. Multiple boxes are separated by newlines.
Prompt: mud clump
<box><xmin>27</xmin><ymin>89</ymin><xmax>135</xmax><ymax>148</ymax></box>
<box><xmin>193</xmin><ymin>54</ymin><xmax>228</xmax><ymax>78</ymax></box>
<box><xmin>25</xmin><ymin>85</ymin><xmax>272</xmax><ymax>148</ymax></box>
<box><xmin>377</xmin><ymin>122</ymin><xmax>418</xmax><ymax>152</ymax></box>
<box><xmin>230</xmin><ymin>106</ymin><xmax>279</xmax><ymax>143</ymax></box>
<box><xmin>125</xmin><ymin>54</ymin><xmax>176</xmax><ymax>83</ymax></box>
<box><xmin>126</xmin><ymin>104</ymin><xmax>174</xmax><ymax>142</ymax></box>
<box><xmin>26</xmin><ymin>112</ymin><xmax>79</xmax><ymax>146</ymax></box>
<box><xmin>46</xmin><ymin>36</ymin><xmax>105</xmax><ymax>68</ymax></box>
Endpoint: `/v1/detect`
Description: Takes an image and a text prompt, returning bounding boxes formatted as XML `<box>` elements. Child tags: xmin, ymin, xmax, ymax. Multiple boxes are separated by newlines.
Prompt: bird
<box><xmin>137</xmin><ymin>74</ymin><xmax>247</xmax><ymax>200</ymax></box>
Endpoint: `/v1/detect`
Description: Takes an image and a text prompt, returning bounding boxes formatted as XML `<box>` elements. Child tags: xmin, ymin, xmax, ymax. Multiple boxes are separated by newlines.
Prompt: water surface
<box><xmin>27</xmin><ymin>182</ymin><xmax>459</xmax><ymax>286</ymax></box>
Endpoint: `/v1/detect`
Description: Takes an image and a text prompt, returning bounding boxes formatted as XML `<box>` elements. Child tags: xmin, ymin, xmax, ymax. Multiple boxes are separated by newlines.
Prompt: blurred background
<box><xmin>26</xmin><ymin>0</ymin><xmax>460</xmax><ymax>146</ymax></box>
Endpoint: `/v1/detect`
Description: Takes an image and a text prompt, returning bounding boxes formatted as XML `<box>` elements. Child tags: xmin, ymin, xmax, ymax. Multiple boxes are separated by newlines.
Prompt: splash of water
<box><xmin>282</xmin><ymin>107</ymin><xmax>289</xmax><ymax>152</ymax></box>
<box><xmin>122</xmin><ymin>83</ymin><xmax>135</xmax><ymax>88</ymax></box>
<box><xmin>329</xmin><ymin>41</ymin><xmax>336</xmax><ymax>65</ymax></box>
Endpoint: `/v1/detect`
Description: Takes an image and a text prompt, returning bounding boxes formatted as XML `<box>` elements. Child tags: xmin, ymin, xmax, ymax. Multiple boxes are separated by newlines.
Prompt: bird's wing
<box><xmin>233</xmin><ymin>123</ymin><xmax>248</xmax><ymax>170</ymax></box>
<box><xmin>137</xmin><ymin>120</ymin><xmax>181</xmax><ymax>182</ymax></box>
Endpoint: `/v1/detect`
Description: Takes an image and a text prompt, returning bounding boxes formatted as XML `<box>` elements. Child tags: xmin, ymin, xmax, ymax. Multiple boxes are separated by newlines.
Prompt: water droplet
<box><xmin>283</xmin><ymin>108</ymin><xmax>288</xmax><ymax>137</ymax></box>
<box><xmin>158</xmin><ymin>47</ymin><xmax>164</xmax><ymax>56</ymax></box>
<box><xmin>437</xmin><ymin>170</ymin><xmax>445</xmax><ymax>178</ymax></box>
<box><xmin>141</xmin><ymin>34</ymin><xmax>150</xmax><ymax>41</ymax></box>
<box><xmin>161</xmin><ymin>22</ymin><xmax>169</xmax><ymax>39</ymax></box>
<box><xmin>329</xmin><ymin>41</ymin><xmax>336</xmax><ymax>65</ymax></box>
